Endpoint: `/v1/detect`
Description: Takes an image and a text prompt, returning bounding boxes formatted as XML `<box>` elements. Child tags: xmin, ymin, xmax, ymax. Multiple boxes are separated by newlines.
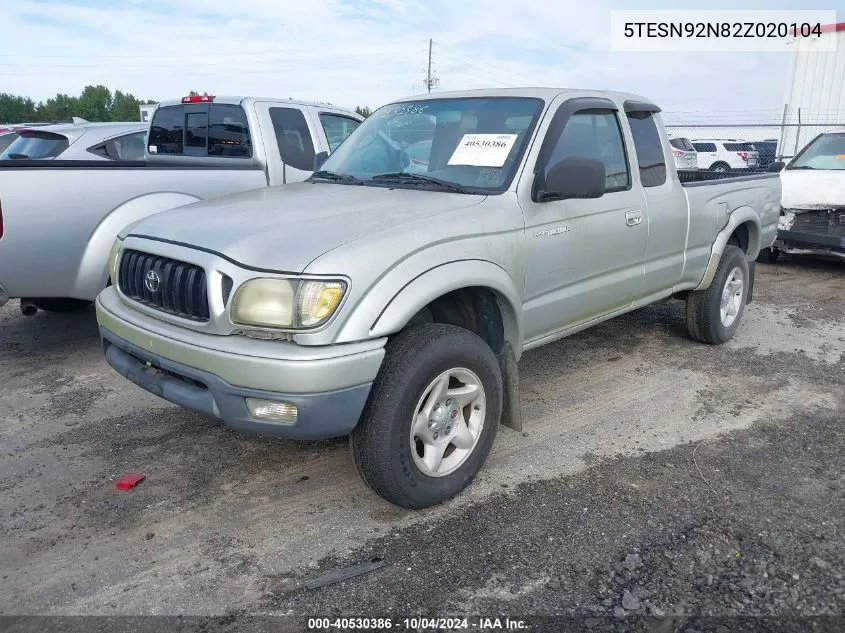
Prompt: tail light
<box><xmin>672</xmin><ymin>149</ymin><xmax>684</xmax><ymax>157</ymax></box>
<box><xmin>737</xmin><ymin>151</ymin><xmax>748</xmax><ymax>161</ymax></box>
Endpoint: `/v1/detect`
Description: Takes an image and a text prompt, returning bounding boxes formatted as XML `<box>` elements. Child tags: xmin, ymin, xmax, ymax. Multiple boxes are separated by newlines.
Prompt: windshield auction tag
<box><xmin>447</xmin><ymin>134</ymin><xmax>518</xmax><ymax>167</ymax></box>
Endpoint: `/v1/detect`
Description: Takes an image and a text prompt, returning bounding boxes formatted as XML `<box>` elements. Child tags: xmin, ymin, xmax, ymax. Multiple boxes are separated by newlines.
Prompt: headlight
<box><xmin>230</xmin><ymin>278</ymin><xmax>346</xmax><ymax>329</ymax></box>
<box><xmin>107</xmin><ymin>238</ymin><xmax>122</xmax><ymax>285</ymax></box>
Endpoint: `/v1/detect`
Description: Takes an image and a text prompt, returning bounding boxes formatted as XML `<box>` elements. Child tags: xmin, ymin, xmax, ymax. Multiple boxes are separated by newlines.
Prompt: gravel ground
<box><xmin>0</xmin><ymin>255</ymin><xmax>843</xmax><ymax>632</ymax></box>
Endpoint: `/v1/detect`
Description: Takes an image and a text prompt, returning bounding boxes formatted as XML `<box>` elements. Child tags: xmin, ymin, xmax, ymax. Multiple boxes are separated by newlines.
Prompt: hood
<box><xmin>780</xmin><ymin>169</ymin><xmax>845</xmax><ymax>209</ymax></box>
<box><xmin>127</xmin><ymin>181</ymin><xmax>486</xmax><ymax>272</ymax></box>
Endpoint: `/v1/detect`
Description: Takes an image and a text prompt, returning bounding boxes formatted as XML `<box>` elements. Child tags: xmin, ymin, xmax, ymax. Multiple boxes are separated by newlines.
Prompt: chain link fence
<box><xmin>663</xmin><ymin>108</ymin><xmax>845</xmax><ymax>173</ymax></box>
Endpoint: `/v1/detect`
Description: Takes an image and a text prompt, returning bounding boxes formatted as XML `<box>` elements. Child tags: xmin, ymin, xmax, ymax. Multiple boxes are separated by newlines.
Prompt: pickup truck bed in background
<box><xmin>0</xmin><ymin>96</ymin><xmax>363</xmax><ymax>311</ymax></box>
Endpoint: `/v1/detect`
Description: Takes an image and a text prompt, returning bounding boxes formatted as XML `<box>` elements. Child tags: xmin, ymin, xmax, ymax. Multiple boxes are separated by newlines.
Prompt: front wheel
<box><xmin>350</xmin><ymin>323</ymin><xmax>503</xmax><ymax>509</ymax></box>
<box><xmin>685</xmin><ymin>245</ymin><xmax>749</xmax><ymax>345</ymax></box>
<box><xmin>709</xmin><ymin>162</ymin><xmax>730</xmax><ymax>173</ymax></box>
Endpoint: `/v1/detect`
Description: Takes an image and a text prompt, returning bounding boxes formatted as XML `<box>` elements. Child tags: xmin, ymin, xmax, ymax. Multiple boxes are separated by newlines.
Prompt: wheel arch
<box><xmin>695</xmin><ymin>208</ymin><xmax>761</xmax><ymax>291</ymax></box>
<box><xmin>358</xmin><ymin>260</ymin><xmax>524</xmax><ymax>358</ymax></box>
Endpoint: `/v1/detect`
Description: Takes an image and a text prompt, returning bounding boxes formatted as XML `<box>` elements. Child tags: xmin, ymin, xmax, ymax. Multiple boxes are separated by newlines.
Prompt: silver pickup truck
<box><xmin>95</xmin><ymin>88</ymin><xmax>781</xmax><ymax>509</ymax></box>
<box><xmin>0</xmin><ymin>95</ymin><xmax>362</xmax><ymax>314</ymax></box>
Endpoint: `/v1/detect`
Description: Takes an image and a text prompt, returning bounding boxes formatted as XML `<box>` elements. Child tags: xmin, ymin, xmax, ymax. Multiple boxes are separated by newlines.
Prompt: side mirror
<box><xmin>313</xmin><ymin>151</ymin><xmax>329</xmax><ymax>170</ymax></box>
<box><xmin>536</xmin><ymin>157</ymin><xmax>606</xmax><ymax>201</ymax></box>
<box><xmin>767</xmin><ymin>161</ymin><xmax>785</xmax><ymax>173</ymax></box>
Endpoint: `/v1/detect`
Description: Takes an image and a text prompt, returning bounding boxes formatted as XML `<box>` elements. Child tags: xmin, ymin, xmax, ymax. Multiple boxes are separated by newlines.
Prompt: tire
<box><xmin>686</xmin><ymin>245</ymin><xmax>749</xmax><ymax>345</ymax></box>
<box><xmin>350</xmin><ymin>323</ymin><xmax>503</xmax><ymax>509</ymax></box>
<box><xmin>756</xmin><ymin>247</ymin><xmax>779</xmax><ymax>264</ymax></box>
<box><xmin>33</xmin><ymin>298</ymin><xmax>92</xmax><ymax>313</ymax></box>
<box><xmin>709</xmin><ymin>162</ymin><xmax>730</xmax><ymax>173</ymax></box>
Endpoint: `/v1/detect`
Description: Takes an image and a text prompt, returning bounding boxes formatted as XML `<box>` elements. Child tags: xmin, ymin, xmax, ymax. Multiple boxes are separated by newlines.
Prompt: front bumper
<box><xmin>775</xmin><ymin>229</ymin><xmax>845</xmax><ymax>258</ymax></box>
<box><xmin>96</xmin><ymin>287</ymin><xmax>386</xmax><ymax>439</ymax></box>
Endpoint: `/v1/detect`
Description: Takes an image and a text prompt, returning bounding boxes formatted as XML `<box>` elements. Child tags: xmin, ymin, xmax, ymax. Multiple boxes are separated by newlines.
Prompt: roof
<box><xmin>389</xmin><ymin>87</ymin><xmax>653</xmax><ymax>105</ymax></box>
<box><xmin>15</xmin><ymin>121</ymin><xmax>147</xmax><ymax>144</ymax></box>
<box><xmin>155</xmin><ymin>95</ymin><xmax>359</xmax><ymax>115</ymax></box>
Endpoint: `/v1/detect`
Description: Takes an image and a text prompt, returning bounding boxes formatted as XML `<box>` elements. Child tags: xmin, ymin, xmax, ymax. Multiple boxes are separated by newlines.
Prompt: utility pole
<box><xmin>424</xmin><ymin>38</ymin><xmax>439</xmax><ymax>93</ymax></box>
<box><xmin>427</xmin><ymin>38</ymin><xmax>433</xmax><ymax>93</ymax></box>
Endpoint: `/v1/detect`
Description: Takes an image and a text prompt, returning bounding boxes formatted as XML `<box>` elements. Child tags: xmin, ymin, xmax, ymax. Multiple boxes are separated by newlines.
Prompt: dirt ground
<box><xmin>1</xmin><ymin>255</ymin><xmax>842</xmax><ymax>627</ymax></box>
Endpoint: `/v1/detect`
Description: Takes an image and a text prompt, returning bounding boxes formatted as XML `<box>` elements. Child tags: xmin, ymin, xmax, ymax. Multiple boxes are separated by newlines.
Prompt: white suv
<box><xmin>691</xmin><ymin>139</ymin><xmax>760</xmax><ymax>172</ymax></box>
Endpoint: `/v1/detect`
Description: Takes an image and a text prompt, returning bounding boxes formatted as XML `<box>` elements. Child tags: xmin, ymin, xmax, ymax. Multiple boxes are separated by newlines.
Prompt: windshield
<box><xmin>0</xmin><ymin>131</ymin><xmax>69</xmax><ymax>160</ymax></box>
<box><xmin>788</xmin><ymin>133</ymin><xmax>845</xmax><ymax>170</ymax></box>
<box><xmin>316</xmin><ymin>97</ymin><xmax>545</xmax><ymax>193</ymax></box>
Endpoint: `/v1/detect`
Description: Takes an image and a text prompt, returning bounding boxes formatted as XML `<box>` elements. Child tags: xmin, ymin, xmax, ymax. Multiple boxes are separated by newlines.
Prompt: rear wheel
<box><xmin>351</xmin><ymin>323</ymin><xmax>502</xmax><ymax>509</ymax></box>
<box><xmin>686</xmin><ymin>245</ymin><xmax>749</xmax><ymax>345</ymax></box>
<box><xmin>709</xmin><ymin>162</ymin><xmax>730</xmax><ymax>173</ymax></box>
<box><xmin>33</xmin><ymin>298</ymin><xmax>92</xmax><ymax>313</ymax></box>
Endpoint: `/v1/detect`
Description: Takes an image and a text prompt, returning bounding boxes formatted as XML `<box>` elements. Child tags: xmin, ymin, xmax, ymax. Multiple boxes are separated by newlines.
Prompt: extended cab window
<box><xmin>148</xmin><ymin>104</ymin><xmax>252</xmax><ymax>157</ymax></box>
<box><xmin>269</xmin><ymin>107</ymin><xmax>316</xmax><ymax>171</ymax></box>
<box><xmin>626</xmin><ymin>111</ymin><xmax>667</xmax><ymax>187</ymax></box>
<box><xmin>546</xmin><ymin>110</ymin><xmax>630</xmax><ymax>192</ymax></box>
<box><xmin>320</xmin><ymin>114</ymin><xmax>361</xmax><ymax>152</ymax></box>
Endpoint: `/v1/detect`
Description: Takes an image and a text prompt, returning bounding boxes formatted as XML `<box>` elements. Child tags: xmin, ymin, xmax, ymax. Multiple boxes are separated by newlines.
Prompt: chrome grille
<box><xmin>118</xmin><ymin>249</ymin><xmax>210</xmax><ymax>321</ymax></box>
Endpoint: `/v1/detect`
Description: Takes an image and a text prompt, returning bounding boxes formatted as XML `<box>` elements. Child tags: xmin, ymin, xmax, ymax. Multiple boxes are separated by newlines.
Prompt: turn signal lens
<box><xmin>296</xmin><ymin>281</ymin><xmax>345</xmax><ymax>327</ymax></box>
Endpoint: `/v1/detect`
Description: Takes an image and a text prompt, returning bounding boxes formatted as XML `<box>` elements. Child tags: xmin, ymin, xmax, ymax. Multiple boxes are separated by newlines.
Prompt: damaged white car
<box><xmin>759</xmin><ymin>128</ymin><xmax>845</xmax><ymax>263</ymax></box>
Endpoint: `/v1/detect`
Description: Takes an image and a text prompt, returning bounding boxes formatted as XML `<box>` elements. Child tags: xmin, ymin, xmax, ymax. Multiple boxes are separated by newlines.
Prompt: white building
<box><xmin>780</xmin><ymin>22</ymin><xmax>845</xmax><ymax>157</ymax></box>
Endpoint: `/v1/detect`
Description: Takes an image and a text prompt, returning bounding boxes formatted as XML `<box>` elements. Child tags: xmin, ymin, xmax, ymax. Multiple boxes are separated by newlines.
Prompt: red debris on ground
<box><xmin>115</xmin><ymin>473</ymin><xmax>145</xmax><ymax>491</ymax></box>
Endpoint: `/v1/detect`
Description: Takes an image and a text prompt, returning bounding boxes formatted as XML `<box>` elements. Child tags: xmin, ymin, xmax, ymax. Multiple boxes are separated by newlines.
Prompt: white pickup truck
<box><xmin>0</xmin><ymin>95</ymin><xmax>362</xmax><ymax>314</ymax></box>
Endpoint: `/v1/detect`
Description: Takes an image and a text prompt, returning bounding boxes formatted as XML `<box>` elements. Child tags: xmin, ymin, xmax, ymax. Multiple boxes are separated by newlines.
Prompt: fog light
<box><xmin>246</xmin><ymin>398</ymin><xmax>298</xmax><ymax>423</ymax></box>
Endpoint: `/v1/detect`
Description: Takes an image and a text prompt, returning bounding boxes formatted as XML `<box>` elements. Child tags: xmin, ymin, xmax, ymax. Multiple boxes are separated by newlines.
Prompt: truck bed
<box><xmin>677</xmin><ymin>169</ymin><xmax>780</xmax><ymax>187</ymax></box>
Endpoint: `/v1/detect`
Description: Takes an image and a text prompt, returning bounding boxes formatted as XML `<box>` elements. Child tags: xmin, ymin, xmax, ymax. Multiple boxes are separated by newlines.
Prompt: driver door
<box><xmin>520</xmin><ymin>98</ymin><xmax>648</xmax><ymax>344</ymax></box>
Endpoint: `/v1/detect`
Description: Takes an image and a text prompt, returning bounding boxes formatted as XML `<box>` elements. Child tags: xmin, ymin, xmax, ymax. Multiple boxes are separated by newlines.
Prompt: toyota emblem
<box><xmin>144</xmin><ymin>270</ymin><xmax>161</xmax><ymax>293</ymax></box>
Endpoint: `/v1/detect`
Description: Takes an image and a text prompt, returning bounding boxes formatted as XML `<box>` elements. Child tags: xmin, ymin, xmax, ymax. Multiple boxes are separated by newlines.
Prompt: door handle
<box><xmin>625</xmin><ymin>210</ymin><xmax>642</xmax><ymax>226</ymax></box>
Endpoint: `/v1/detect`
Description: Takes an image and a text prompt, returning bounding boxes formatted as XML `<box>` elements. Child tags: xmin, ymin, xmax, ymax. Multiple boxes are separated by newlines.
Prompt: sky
<box><xmin>2</xmin><ymin>0</ymin><xmax>842</xmax><ymax>122</ymax></box>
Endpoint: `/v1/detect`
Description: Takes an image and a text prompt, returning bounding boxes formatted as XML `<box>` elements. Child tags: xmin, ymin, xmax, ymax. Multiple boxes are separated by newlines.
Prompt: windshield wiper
<box><xmin>7</xmin><ymin>153</ymin><xmax>29</xmax><ymax>160</ymax></box>
<box><xmin>309</xmin><ymin>170</ymin><xmax>361</xmax><ymax>184</ymax></box>
<box><xmin>788</xmin><ymin>165</ymin><xmax>817</xmax><ymax>170</ymax></box>
<box><xmin>370</xmin><ymin>172</ymin><xmax>471</xmax><ymax>194</ymax></box>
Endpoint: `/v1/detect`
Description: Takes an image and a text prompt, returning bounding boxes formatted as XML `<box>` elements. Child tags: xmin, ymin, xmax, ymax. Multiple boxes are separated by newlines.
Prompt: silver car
<box><xmin>0</xmin><ymin>121</ymin><xmax>147</xmax><ymax>161</ymax></box>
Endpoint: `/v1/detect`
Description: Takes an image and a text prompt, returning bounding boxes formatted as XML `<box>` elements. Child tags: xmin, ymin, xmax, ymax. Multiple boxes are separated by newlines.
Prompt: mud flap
<box><xmin>496</xmin><ymin>342</ymin><xmax>522</xmax><ymax>432</ymax></box>
<box><xmin>747</xmin><ymin>260</ymin><xmax>755</xmax><ymax>304</ymax></box>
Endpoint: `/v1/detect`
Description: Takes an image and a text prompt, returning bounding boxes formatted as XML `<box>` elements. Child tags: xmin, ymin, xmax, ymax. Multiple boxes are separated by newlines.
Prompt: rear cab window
<box><xmin>148</xmin><ymin>103</ymin><xmax>252</xmax><ymax>158</ymax></box>
<box><xmin>0</xmin><ymin>131</ymin><xmax>69</xmax><ymax>160</ymax></box>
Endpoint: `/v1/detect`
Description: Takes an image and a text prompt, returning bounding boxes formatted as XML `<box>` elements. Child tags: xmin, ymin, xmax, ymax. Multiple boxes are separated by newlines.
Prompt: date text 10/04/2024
<box><xmin>307</xmin><ymin>618</ymin><xmax>528</xmax><ymax>630</ymax></box>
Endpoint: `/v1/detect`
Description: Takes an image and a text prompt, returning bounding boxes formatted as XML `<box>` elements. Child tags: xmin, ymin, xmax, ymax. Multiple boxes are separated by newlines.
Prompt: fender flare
<box><xmin>337</xmin><ymin>259</ymin><xmax>524</xmax><ymax>357</ymax></box>
<box><xmin>695</xmin><ymin>206</ymin><xmax>760</xmax><ymax>291</ymax></box>
<box><xmin>72</xmin><ymin>192</ymin><xmax>201</xmax><ymax>299</ymax></box>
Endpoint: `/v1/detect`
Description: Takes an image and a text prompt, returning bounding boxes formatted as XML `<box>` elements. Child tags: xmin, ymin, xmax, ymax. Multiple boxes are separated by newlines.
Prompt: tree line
<box><xmin>0</xmin><ymin>84</ymin><xmax>374</xmax><ymax>124</ymax></box>
<box><xmin>0</xmin><ymin>85</ymin><xmax>155</xmax><ymax>124</ymax></box>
